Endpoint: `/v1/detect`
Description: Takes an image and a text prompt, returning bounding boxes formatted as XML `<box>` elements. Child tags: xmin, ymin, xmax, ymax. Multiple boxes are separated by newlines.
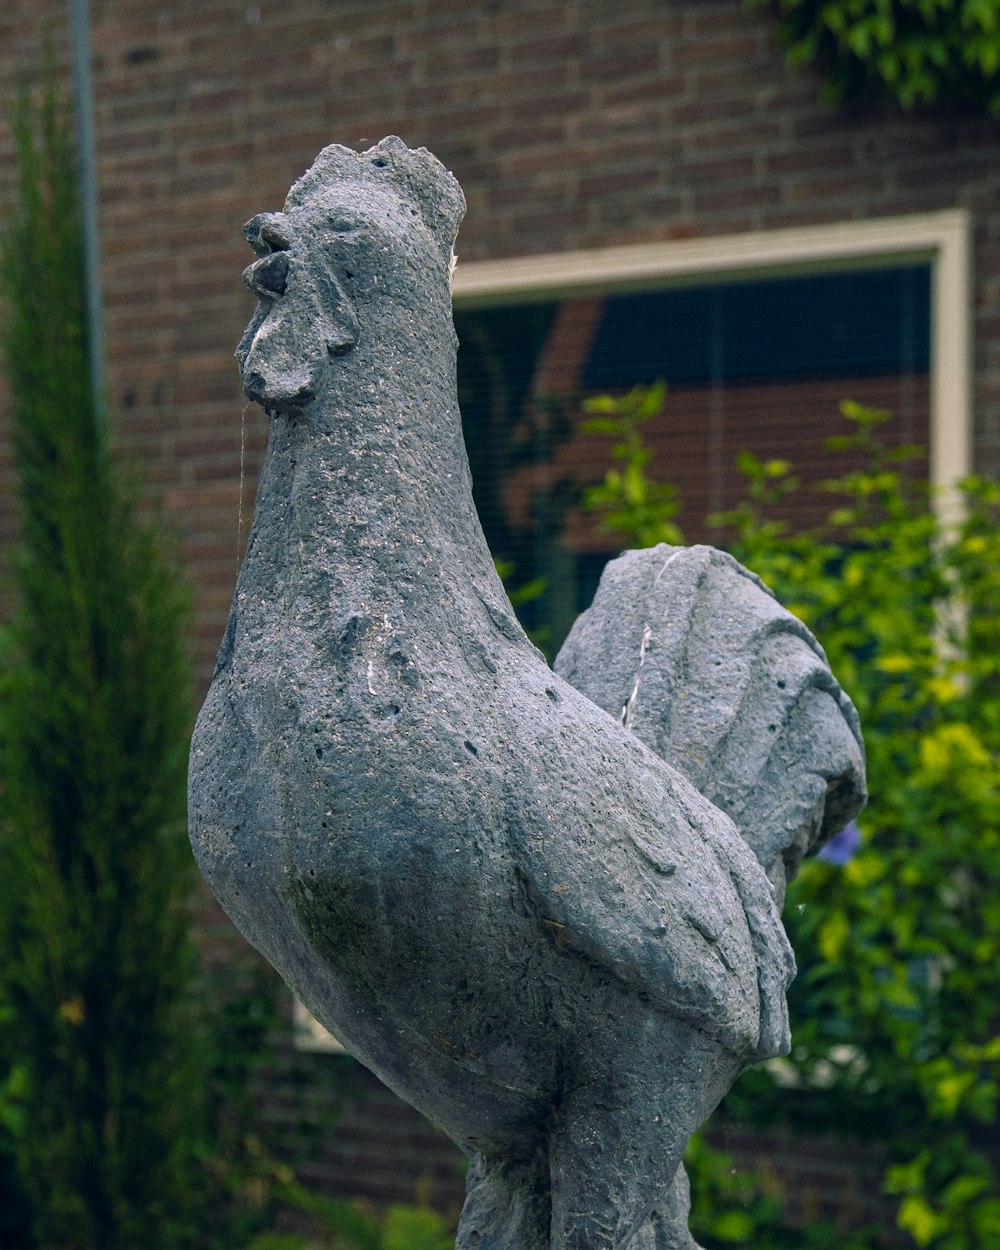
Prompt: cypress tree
<box><xmin>0</xmin><ymin>70</ymin><xmax>201</xmax><ymax>1250</ymax></box>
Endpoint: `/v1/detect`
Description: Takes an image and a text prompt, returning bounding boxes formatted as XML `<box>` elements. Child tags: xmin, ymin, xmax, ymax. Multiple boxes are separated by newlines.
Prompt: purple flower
<box><xmin>818</xmin><ymin>820</ymin><xmax>861</xmax><ymax>865</ymax></box>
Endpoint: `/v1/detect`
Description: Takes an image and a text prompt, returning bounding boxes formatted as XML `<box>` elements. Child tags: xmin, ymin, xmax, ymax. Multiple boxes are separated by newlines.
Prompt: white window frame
<box><xmin>452</xmin><ymin>210</ymin><xmax>972</xmax><ymax>521</ymax></box>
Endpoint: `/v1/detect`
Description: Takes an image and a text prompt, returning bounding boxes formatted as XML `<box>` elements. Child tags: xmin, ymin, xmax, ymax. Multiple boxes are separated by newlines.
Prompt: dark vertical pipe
<box><xmin>67</xmin><ymin>0</ymin><xmax>105</xmax><ymax>451</ymax></box>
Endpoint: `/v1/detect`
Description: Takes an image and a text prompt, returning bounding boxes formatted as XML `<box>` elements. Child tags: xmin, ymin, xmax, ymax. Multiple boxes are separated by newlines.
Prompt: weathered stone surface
<box><xmin>555</xmin><ymin>544</ymin><xmax>866</xmax><ymax>908</ymax></box>
<box><xmin>188</xmin><ymin>138</ymin><xmax>865</xmax><ymax>1250</ymax></box>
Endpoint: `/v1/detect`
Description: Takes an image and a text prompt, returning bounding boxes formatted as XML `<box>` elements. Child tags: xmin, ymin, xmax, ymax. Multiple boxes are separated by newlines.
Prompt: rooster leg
<box><xmin>635</xmin><ymin>1167</ymin><xmax>704</xmax><ymax>1250</ymax></box>
<box><xmin>548</xmin><ymin>1017</ymin><xmax>737</xmax><ymax>1250</ymax></box>
<box><xmin>456</xmin><ymin>1150</ymin><xmax>550</xmax><ymax>1250</ymax></box>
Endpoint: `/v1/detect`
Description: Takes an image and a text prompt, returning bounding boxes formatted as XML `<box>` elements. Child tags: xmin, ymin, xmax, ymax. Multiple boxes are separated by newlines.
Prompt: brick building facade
<box><xmin>3</xmin><ymin>0</ymin><xmax>997</xmax><ymax>678</ymax></box>
<box><xmin>1</xmin><ymin>0</ymin><xmax>997</xmax><ymax>1231</ymax></box>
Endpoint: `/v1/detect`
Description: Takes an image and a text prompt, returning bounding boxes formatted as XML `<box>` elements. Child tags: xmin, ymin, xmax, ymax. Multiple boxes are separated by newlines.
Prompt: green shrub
<box><xmin>584</xmin><ymin>389</ymin><xmax>1000</xmax><ymax>1248</ymax></box>
<box><xmin>0</xmin><ymin>1017</ymin><xmax>31</xmax><ymax>1247</ymax></box>
<box><xmin>751</xmin><ymin>0</ymin><xmax>1000</xmax><ymax>113</ymax></box>
<box><xmin>0</xmin><ymin>72</ymin><xmax>202</xmax><ymax>1250</ymax></box>
<box><xmin>244</xmin><ymin>1176</ymin><xmax>454</xmax><ymax>1250</ymax></box>
<box><xmin>580</xmin><ymin>382</ymin><xmax>683</xmax><ymax>548</ymax></box>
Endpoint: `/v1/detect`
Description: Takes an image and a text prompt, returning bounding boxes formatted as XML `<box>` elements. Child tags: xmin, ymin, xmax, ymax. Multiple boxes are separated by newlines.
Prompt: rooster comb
<box><xmin>284</xmin><ymin>136</ymin><xmax>466</xmax><ymax>263</ymax></box>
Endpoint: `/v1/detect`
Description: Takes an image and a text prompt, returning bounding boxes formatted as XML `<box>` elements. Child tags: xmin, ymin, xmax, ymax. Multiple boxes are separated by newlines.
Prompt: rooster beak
<box><xmin>243</xmin><ymin>212</ymin><xmax>294</xmax><ymax>301</ymax></box>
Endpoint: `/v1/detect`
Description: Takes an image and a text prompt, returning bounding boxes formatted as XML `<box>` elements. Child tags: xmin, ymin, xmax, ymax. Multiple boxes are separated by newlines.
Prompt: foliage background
<box><xmin>0</xmin><ymin>70</ymin><xmax>205</xmax><ymax>1250</ymax></box>
<box><xmin>582</xmin><ymin>388</ymin><xmax>1000</xmax><ymax>1249</ymax></box>
<box><xmin>751</xmin><ymin>0</ymin><xmax>1000</xmax><ymax>113</ymax></box>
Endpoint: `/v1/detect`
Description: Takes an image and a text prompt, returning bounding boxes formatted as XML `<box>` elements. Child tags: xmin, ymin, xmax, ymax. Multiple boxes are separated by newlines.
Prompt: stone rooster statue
<box><xmin>189</xmin><ymin>138</ymin><xmax>866</xmax><ymax>1250</ymax></box>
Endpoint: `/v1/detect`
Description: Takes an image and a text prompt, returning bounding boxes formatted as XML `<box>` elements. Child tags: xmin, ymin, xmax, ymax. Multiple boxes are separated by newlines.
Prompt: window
<box><xmin>453</xmin><ymin>211</ymin><xmax>971</xmax><ymax>649</ymax></box>
<box><xmin>293</xmin><ymin>996</ymin><xmax>345</xmax><ymax>1053</ymax></box>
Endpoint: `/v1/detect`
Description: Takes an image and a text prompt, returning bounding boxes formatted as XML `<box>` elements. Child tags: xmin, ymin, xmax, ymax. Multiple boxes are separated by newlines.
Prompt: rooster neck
<box><xmin>253</xmin><ymin>332</ymin><xmax>487</xmax><ymax>572</ymax></box>
<box><xmin>227</xmin><ymin>324</ymin><xmax>522</xmax><ymax>687</ymax></box>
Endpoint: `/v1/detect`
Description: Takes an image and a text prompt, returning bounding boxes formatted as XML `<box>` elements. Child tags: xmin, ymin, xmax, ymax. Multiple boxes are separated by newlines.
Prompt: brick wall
<box><xmin>1</xmin><ymin>0</ymin><xmax>997</xmax><ymax>1231</ymax></box>
<box><xmin>2</xmin><ymin>0</ymin><xmax>998</xmax><ymax>687</ymax></box>
<box><xmin>7</xmin><ymin>0</ymin><xmax>1000</xmax><ymax>695</ymax></box>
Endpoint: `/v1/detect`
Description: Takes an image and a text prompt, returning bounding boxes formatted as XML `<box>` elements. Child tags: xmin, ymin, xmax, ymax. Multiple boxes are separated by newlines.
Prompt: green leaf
<box><xmin>817</xmin><ymin>909</ymin><xmax>850</xmax><ymax>961</ymax></box>
<box><xmin>581</xmin><ymin>417</ymin><xmax>625</xmax><ymax>436</ymax></box>
<box><xmin>898</xmin><ymin>1194</ymin><xmax>945</xmax><ymax>1245</ymax></box>
<box><xmin>382</xmin><ymin>1206</ymin><xmax>453</xmax><ymax>1250</ymax></box>
<box><xmin>582</xmin><ymin>394</ymin><xmax>621</xmax><ymax>414</ymax></box>
<box><xmin>637</xmin><ymin>379</ymin><xmax>668</xmax><ymax>419</ymax></box>
<box><xmin>711</xmin><ymin>1209</ymin><xmax>756</xmax><ymax>1240</ymax></box>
